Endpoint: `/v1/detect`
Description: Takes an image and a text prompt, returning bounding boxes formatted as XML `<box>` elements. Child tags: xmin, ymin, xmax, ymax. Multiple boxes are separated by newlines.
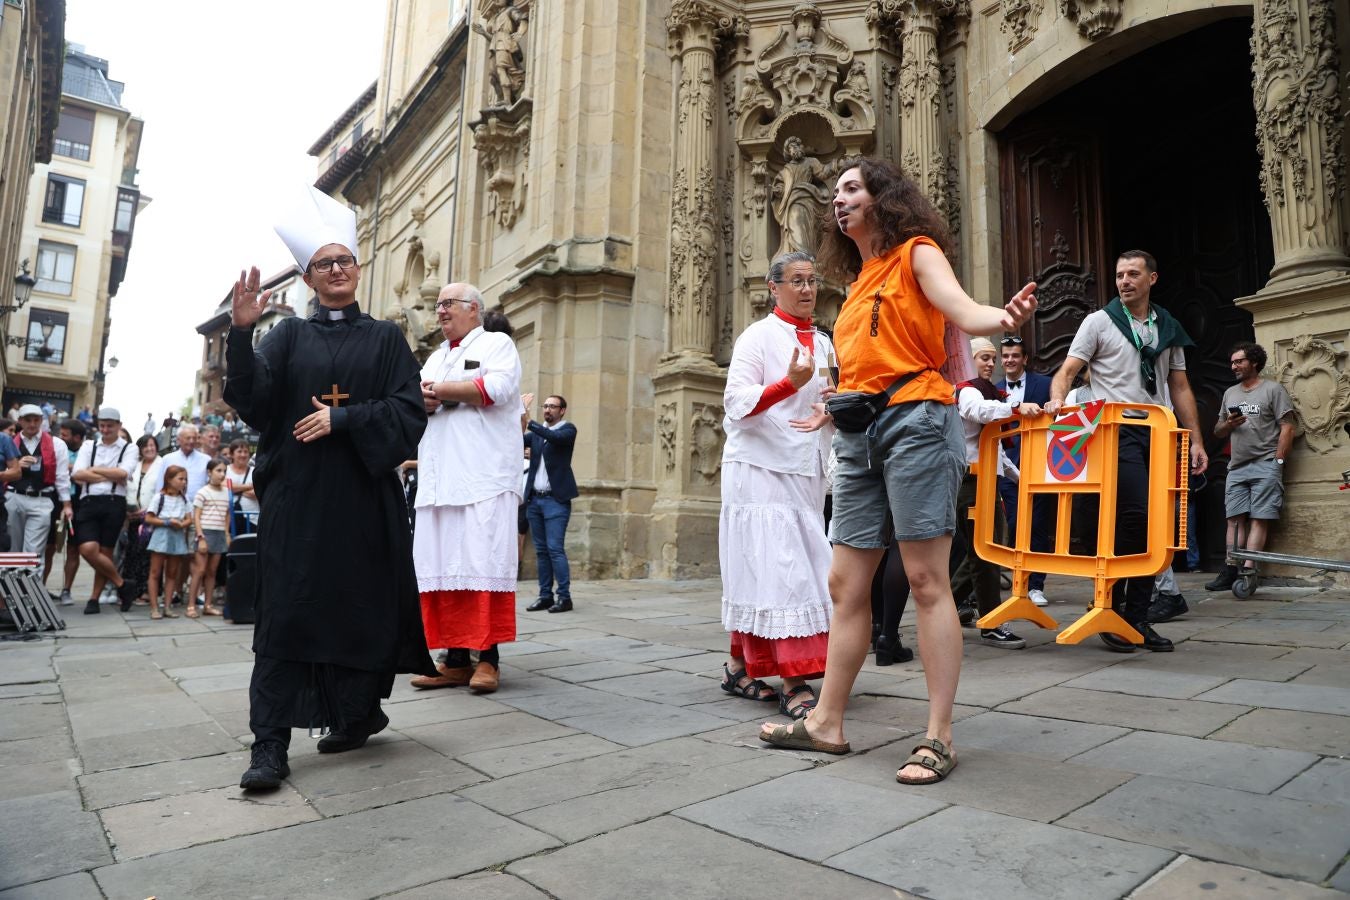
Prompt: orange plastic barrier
<box><xmin>970</xmin><ymin>402</ymin><xmax>1189</xmax><ymax>646</ymax></box>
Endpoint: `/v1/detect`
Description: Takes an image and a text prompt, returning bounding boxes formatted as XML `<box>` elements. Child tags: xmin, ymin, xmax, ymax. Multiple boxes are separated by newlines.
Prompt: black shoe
<box><xmin>1147</xmin><ymin>592</ymin><xmax>1189</xmax><ymax>624</ymax></box>
<box><xmin>116</xmin><ymin>580</ymin><xmax>137</xmax><ymax>612</ymax></box>
<box><xmin>526</xmin><ymin>597</ymin><xmax>552</xmax><ymax>612</ymax></box>
<box><xmin>956</xmin><ymin>603</ymin><xmax>976</xmax><ymax>627</ymax></box>
<box><xmin>83</xmin><ymin>599</ymin><xmax>101</xmax><ymax>615</ymax></box>
<box><xmin>547</xmin><ymin>599</ymin><xmax>573</xmax><ymax>613</ymax></box>
<box><xmin>239</xmin><ymin>741</ymin><xmax>290</xmax><ymax>790</ymax></box>
<box><xmin>317</xmin><ymin>709</ymin><xmax>390</xmax><ymax>754</ymax></box>
<box><xmin>1205</xmin><ymin>565</ymin><xmax>1238</xmax><ymax>592</ymax></box>
<box><xmin>980</xmin><ymin>627</ymin><xmax>1026</xmax><ymax>649</ymax></box>
<box><xmin>1100</xmin><ymin>624</ymin><xmax>1174</xmax><ymax>653</ymax></box>
<box><xmin>874</xmin><ymin>634</ymin><xmax>914</xmax><ymax>666</ymax></box>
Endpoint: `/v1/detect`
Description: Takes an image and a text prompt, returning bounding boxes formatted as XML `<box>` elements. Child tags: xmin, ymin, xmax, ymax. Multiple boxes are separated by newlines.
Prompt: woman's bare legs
<box><xmin>761</xmin><ymin>544</ymin><xmax>883</xmax><ymax>745</ymax></box>
<box><xmin>148</xmin><ymin>554</ymin><xmax>165</xmax><ymax>617</ymax></box>
<box><xmin>201</xmin><ymin>553</ymin><xmax>222</xmax><ymax>613</ymax></box>
<box><xmin>896</xmin><ymin>534</ymin><xmax>961</xmax><ymax>781</ymax></box>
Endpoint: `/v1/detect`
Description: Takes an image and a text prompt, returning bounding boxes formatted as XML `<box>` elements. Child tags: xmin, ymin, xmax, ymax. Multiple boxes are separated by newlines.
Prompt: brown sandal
<box><xmin>150</xmin><ymin>605</ymin><xmax>163</xmax><ymax>620</ymax></box>
<box><xmin>896</xmin><ymin>737</ymin><xmax>957</xmax><ymax>785</ymax></box>
<box><xmin>202</xmin><ymin>606</ymin><xmax>222</xmax><ymax>616</ymax></box>
<box><xmin>758</xmin><ymin>718</ymin><xmax>850</xmax><ymax>755</ymax></box>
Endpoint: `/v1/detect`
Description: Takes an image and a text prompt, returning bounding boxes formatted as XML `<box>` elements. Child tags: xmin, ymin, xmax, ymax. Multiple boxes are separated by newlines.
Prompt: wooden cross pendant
<box><xmin>321</xmin><ymin>383</ymin><xmax>351</xmax><ymax>408</ymax></box>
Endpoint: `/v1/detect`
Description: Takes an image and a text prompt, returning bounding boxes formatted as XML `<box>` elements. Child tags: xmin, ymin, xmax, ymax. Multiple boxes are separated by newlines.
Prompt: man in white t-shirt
<box><xmin>71</xmin><ymin>407</ymin><xmax>139</xmax><ymax>614</ymax></box>
<box><xmin>1047</xmin><ymin>250</ymin><xmax>1208</xmax><ymax>653</ymax></box>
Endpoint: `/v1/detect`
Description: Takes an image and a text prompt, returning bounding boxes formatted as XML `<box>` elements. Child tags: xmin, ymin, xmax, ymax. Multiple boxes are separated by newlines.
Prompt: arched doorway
<box><xmin>998</xmin><ymin>17</ymin><xmax>1273</xmax><ymax>566</ymax></box>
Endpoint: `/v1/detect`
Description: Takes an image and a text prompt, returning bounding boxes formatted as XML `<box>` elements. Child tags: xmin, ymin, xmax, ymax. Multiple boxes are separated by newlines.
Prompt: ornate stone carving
<box><xmin>881</xmin><ymin>62</ymin><xmax>899</xmax><ymax>115</ymax></box>
<box><xmin>472</xmin><ymin>114</ymin><xmax>531</xmax><ymax>229</ymax></box>
<box><xmin>689</xmin><ymin>403</ymin><xmax>725</xmax><ymax>484</ymax></box>
<box><xmin>1000</xmin><ymin>0</ymin><xmax>1042</xmax><ymax>51</ymax></box>
<box><xmin>1058</xmin><ymin>0</ymin><xmax>1122</xmax><ymax>40</ymax></box>
<box><xmin>658</xmin><ymin>403</ymin><xmax>678</xmax><ymax>472</ymax></box>
<box><xmin>474</xmin><ymin>0</ymin><xmax>531</xmax><ymax>109</ymax></box>
<box><xmin>770</xmin><ymin>136</ymin><xmax>830</xmax><ymax>259</ymax></box>
<box><xmin>1277</xmin><ymin>333</ymin><xmax>1350</xmax><ymax>453</ymax></box>
<box><xmin>736</xmin><ymin>74</ymin><xmax>774</xmax><ymax>118</ymax></box>
<box><xmin>755</xmin><ymin>3</ymin><xmax>853</xmax><ymax>109</ymax></box>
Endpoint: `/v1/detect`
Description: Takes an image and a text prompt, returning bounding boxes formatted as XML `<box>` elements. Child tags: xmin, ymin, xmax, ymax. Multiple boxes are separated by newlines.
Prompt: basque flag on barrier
<box><xmin>1045</xmin><ymin>400</ymin><xmax>1105</xmax><ymax>483</ymax></box>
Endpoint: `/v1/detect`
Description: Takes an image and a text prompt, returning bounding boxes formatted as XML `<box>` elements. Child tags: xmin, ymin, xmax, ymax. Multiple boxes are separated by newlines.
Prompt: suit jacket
<box><xmin>997</xmin><ymin>370</ymin><xmax>1052</xmax><ymax>466</ymax></box>
<box><xmin>524</xmin><ymin>420</ymin><xmax>578</xmax><ymax>501</ymax></box>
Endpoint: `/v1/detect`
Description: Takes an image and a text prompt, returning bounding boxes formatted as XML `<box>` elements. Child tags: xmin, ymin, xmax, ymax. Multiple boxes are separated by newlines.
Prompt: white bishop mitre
<box><xmin>273</xmin><ymin>185</ymin><xmax>358</xmax><ymax>271</ymax></box>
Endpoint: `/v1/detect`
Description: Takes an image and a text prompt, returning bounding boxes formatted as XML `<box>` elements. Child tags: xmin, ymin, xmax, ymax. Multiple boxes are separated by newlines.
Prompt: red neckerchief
<box><xmin>449</xmin><ymin>338</ymin><xmax>462</xmax><ymax>349</ymax></box>
<box><xmin>772</xmin><ymin>307</ymin><xmax>815</xmax><ymax>352</ymax></box>
<box><xmin>955</xmin><ymin>378</ymin><xmax>1007</xmax><ymax>402</ymax></box>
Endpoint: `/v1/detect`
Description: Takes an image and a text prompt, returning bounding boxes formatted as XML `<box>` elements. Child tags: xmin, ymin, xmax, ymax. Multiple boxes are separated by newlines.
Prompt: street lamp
<box><xmin>0</xmin><ymin>260</ymin><xmax>37</xmax><ymax>314</ymax></box>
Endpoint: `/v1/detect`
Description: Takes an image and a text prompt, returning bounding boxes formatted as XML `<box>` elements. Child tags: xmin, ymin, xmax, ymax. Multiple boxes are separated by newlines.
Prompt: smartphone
<box><xmin>1227</xmin><ymin>406</ymin><xmax>1243</xmax><ymax>415</ymax></box>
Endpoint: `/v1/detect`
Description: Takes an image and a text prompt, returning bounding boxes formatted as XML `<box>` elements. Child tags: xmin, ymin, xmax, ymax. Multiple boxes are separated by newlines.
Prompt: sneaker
<box><xmin>1028</xmin><ymin>589</ymin><xmax>1049</xmax><ymax>607</ymax></box>
<box><xmin>956</xmin><ymin>603</ymin><xmax>976</xmax><ymax>627</ymax></box>
<box><xmin>1205</xmin><ymin>565</ymin><xmax>1239</xmax><ymax>592</ymax></box>
<box><xmin>980</xmin><ymin>626</ymin><xmax>1026</xmax><ymax>649</ymax></box>
<box><xmin>59</xmin><ymin>590</ymin><xmax>73</xmax><ymax>607</ymax></box>
<box><xmin>100</xmin><ymin>585</ymin><xmax>117</xmax><ymax>603</ymax></box>
<box><xmin>239</xmin><ymin>741</ymin><xmax>290</xmax><ymax>790</ymax></box>
<box><xmin>1147</xmin><ymin>592</ymin><xmax>1189</xmax><ymax>624</ymax></box>
<box><xmin>83</xmin><ymin>599</ymin><xmax>101</xmax><ymax>615</ymax></box>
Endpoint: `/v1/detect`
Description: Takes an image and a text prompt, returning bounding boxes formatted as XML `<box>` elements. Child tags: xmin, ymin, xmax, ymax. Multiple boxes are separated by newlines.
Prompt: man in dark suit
<box><xmin>524</xmin><ymin>395</ymin><xmax>578</xmax><ymax>613</ymax></box>
<box><xmin>997</xmin><ymin>336</ymin><xmax>1056</xmax><ymax>607</ymax></box>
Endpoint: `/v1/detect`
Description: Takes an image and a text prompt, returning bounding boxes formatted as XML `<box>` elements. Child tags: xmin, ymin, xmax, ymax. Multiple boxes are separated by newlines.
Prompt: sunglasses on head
<box><xmin>1000</xmin><ymin>336</ymin><xmax>1024</xmax><ymax>347</ymax></box>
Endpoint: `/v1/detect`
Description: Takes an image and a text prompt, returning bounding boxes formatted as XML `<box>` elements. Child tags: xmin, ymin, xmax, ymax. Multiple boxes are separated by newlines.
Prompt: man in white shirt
<box><xmin>71</xmin><ymin>407</ymin><xmax>139</xmax><ymax>614</ymax></box>
<box><xmin>7</xmin><ymin>405</ymin><xmax>72</xmax><ymax>579</ymax></box>
<box><xmin>143</xmin><ymin>413</ymin><xmax>157</xmax><ymax>437</ymax></box>
<box><xmin>157</xmin><ymin>423</ymin><xmax>210</xmax><ymax>497</ymax></box>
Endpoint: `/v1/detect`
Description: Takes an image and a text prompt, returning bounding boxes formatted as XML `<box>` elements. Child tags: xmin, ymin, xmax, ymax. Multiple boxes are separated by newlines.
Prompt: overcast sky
<box><xmin>74</xmin><ymin>0</ymin><xmax>385</xmax><ymax>419</ymax></box>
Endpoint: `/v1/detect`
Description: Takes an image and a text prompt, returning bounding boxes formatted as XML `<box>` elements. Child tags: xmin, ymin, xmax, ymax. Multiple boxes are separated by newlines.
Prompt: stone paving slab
<box><xmin>139</xmin><ymin>642</ymin><xmax>255</xmax><ymax>669</ymax></box>
<box><xmin>100</xmin><ymin>783</ymin><xmax>319</xmax><ymax>860</ymax></box>
<box><xmin>288</xmin><ymin>738</ymin><xmax>486</xmax><ymax>816</ymax></box>
<box><xmin>1273</xmin><ymin>757</ymin><xmax>1350</xmax><ymax>807</ymax></box>
<box><xmin>1208</xmin><ymin>708</ymin><xmax>1350</xmax><ymax>756</ymax></box>
<box><xmin>555</xmin><ymin>697</ymin><xmax>742</xmax><ymax>746</ymax></box>
<box><xmin>1059</xmin><ymin>776</ymin><xmax>1350</xmax><ymax>881</ymax></box>
<box><xmin>996</xmin><ymin>685</ymin><xmax>1249</xmax><ymax>737</ymax></box>
<box><xmin>0</xmin><ymin>700</ymin><xmax>67</xmax><ymax>741</ymax></box>
<box><xmin>0</xmin><ymin>733</ymin><xmax>75</xmax><ymax>766</ymax></box>
<box><xmin>1195</xmin><ymin>678</ymin><xmax>1350</xmax><ymax>716</ymax></box>
<box><xmin>952</xmin><ymin>711</ymin><xmax>1129</xmax><ymax>760</ymax></box>
<box><xmin>1116</xmin><ymin>641</ymin><xmax>1316</xmax><ymax>681</ymax></box>
<box><xmin>1136</xmin><ymin>858</ymin><xmax>1350</xmax><ymax>899</ymax></box>
<box><xmin>383</xmin><ymin>692</ymin><xmax>514</xmax><ymax>729</ymax></box>
<box><xmin>507</xmin><ymin>815</ymin><xmax>903</xmax><ymax>900</ymax></box>
<box><xmin>577</xmin><ymin>669</ymin><xmax>717</xmax><ymax>705</ymax></box>
<box><xmin>1068</xmin><ymin>730</ymin><xmax>1320</xmax><ymax>793</ymax></box>
<box><xmin>821</xmin><ymin>745</ymin><xmax>1136</xmax><ymax>824</ymax></box>
<box><xmin>457</xmin><ymin>733</ymin><xmax>626</xmax><ymax>778</ymax></box>
<box><xmin>77</xmin><ymin>721</ymin><xmax>242</xmax><ymax>773</ymax></box>
<box><xmin>0</xmin><ymin>759</ymin><xmax>79</xmax><ymax>803</ymax></box>
<box><xmin>534</xmin><ymin>659</ymin><xmax>658</xmax><ymax>682</ymax></box>
<box><xmin>1332</xmin><ymin>862</ymin><xmax>1350</xmax><ymax>893</ymax></box>
<box><xmin>1061</xmin><ymin>666</ymin><xmax>1230</xmax><ymax>700</ymax></box>
<box><xmin>675</xmin><ymin>769</ymin><xmax>946</xmax><ymax>860</ymax></box>
<box><xmin>0</xmin><ymin>681</ymin><xmax>59</xmax><ymax>700</ymax></box>
<box><xmin>385</xmin><ymin>871</ymin><xmax>549</xmax><ymax>899</ymax></box>
<box><xmin>65</xmin><ymin>692</ymin><xmax>214</xmax><ymax>740</ymax></box>
<box><xmin>0</xmin><ymin>791</ymin><xmax>112</xmax><ymax>891</ymax></box>
<box><xmin>78</xmin><ymin>751</ymin><xmax>250</xmax><ymax>809</ymax></box>
<box><xmin>491</xmin><ymin>649</ymin><xmax>599</xmax><ymax>671</ymax></box>
<box><xmin>401</xmin><ymin>710</ymin><xmax>578</xmax><ymax>758</ymax></box>
<box><xmin>53</xmin><ymin>653</ymin><xmax>159</xmax><ymax>679</ymax></box>
<box><xmin>826</xmin><ymin>805</ymin><xmax>1173</xmax><ymax>900</ymax></box>
<box><xmin>93</xmin><ymin>795</ymin><xmax>559</xmax><ymax>900</ymax></box>
<box><xmin>0</xmin><ymin>871</ymin><xmax>103</xmax><ymax>900</ymax></box>
<box><xmin>1190</xmin><ymin>619</ymin><xmax>1350</xmax><ymax>649</ymax></box>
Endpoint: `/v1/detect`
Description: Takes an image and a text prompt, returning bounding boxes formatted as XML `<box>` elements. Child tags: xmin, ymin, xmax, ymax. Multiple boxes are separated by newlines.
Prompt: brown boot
<box><xmin>468</xmin><ymin>661</ymin><xmax>499</xmax><ymax>694</ymax></box>
<box><xmin>410</xmin><ymin>663</ymin><xmax>473</xmax><ymax>690</ymax></box>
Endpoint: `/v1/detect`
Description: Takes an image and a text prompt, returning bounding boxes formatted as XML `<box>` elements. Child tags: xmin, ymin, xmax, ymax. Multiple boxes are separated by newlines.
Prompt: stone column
<box><xmin>665</xmin><ymin>0</ymin><xmax>726</xmax><ymax>362</ymax></box>
<box><xmin>897</xmin><ymin>0</ymin><xmax>945</xmax><ymax>204</ymax></box>
<box><xmin>1251</xmin><ymin>0</ymin><xmax>1350</xmax><ymax>284</ymax></box>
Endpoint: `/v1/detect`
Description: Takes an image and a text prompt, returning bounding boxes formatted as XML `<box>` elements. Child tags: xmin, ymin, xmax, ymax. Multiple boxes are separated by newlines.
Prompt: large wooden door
<box><xmin>999</xmin><ymin>124</ymin><xmax>1109</xmax><ymax>374</ymax></box>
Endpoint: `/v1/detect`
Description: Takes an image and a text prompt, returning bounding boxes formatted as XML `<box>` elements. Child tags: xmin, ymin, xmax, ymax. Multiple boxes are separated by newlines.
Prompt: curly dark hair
<box><xmin>1230</xmin><ymin>340</ymin><xmax>1267</xmax><ymax>371</ymax></box>
<box><xmin>814</xmin><ymin>156</ymin><xmax>952</xmax><ymax>282</ymax></box>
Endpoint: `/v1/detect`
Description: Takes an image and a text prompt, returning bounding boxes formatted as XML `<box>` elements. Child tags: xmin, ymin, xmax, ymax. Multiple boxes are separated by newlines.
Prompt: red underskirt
<box><xmin>420</xmin><ymin>589</ymin><xmax>516</xmax><ymax>650</ymax></box>
<box><xmin>730</xmin><ymin>631</ymin><xmax>828</xmax><ymax>680</ymax></box>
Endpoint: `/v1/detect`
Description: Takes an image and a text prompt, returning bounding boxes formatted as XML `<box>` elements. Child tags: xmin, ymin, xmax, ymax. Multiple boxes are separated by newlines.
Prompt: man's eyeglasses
<box><xmin>1000</xmin><ymin>336</ymin><xmax>1024</xmax><ymax>346</ymax></box>
<box><xmin>775</xmin><ymin>277</ymin><xmax>819</xmax><ymax>290</ymax></box>
<box><xmin>435</xmin><ymin>298</ymin><xmax>475</xmax><ymax>311</ymax></box>
<box><xmin>542</xmin><ymin>403</ymin><xmax>563</xmax><ymax>409</ymax></box>
<box><xmin>310</xmin><ymin>255</ymin><xmax>357</xmax><ymax>274</ymax></box>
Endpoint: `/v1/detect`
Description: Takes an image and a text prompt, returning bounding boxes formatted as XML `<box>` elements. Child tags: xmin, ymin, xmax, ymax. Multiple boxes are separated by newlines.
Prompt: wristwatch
<box><xmin>1276</xmin><ymin>458</ymin><xmax>1285</xmax><ymax>465</ymax></box>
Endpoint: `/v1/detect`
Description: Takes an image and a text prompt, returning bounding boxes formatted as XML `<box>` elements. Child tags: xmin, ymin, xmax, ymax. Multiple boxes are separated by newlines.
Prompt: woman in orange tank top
<box><xmin>759</xmin><ymin>158</ymin><xmax>1037</xmax><ymax>784</ymax></box>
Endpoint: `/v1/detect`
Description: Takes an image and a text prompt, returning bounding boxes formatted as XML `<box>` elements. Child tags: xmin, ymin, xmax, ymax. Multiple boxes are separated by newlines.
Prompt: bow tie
<box><xmin>1007</xmin><ymin>380</ymin><xmax>1022</xmax><ymax>388</ymax></box>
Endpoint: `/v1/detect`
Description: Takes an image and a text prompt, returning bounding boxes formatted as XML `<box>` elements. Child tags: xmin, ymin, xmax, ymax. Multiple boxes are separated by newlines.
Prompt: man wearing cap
<box><xmin>8</xmin><ymin>405</ymin><xmax>72</xmax><ymax>576</ymax></box>
<box><xmin>226</xmin><ymin>186</ymin><xmax>433</xmax><ymax>792</ymax></box>
<box><xmin>70</xmin><ymin>407</ymin><xmax>139</xmax><ymax>614</ymax></box>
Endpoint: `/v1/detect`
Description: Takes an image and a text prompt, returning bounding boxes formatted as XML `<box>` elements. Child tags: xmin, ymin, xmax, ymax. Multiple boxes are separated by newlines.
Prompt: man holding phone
<box><xmin>1206</xmin><ymin>342</ymin><xmax>1295</xmax><ymax>592</ymax></box>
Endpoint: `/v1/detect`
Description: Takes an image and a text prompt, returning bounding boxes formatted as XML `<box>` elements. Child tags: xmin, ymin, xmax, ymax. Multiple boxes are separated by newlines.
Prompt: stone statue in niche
<box><xmin>475</xmin><ymin>1</ymin><xmax>529</xmax><ymax>107</ymax></box>
<box><xmin>771</xmin><ymin>136</ymin><xmax>830</xmax><ymax>259</ymax></box>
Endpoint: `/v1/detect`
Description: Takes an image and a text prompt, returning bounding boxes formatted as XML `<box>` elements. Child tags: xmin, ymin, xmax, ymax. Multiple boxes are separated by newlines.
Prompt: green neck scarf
<box><xmin>1102</xmin><ymin>297</ymin><xmax>1193</xmax><ymax>397</ymax></box>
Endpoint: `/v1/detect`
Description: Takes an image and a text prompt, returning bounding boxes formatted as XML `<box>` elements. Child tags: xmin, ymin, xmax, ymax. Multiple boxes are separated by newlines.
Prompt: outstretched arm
<box><xmin>912</xmin><ymin>243</ymin><xmax>1037</xmax><ymax>336</ymax></box>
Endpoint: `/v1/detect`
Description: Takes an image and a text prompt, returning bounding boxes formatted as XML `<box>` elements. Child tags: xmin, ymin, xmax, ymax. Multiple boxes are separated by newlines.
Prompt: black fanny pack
<box><xmin>826</xmin><ymin>370</ymin><xmax>927</xmax><ymax>433</ymax></box>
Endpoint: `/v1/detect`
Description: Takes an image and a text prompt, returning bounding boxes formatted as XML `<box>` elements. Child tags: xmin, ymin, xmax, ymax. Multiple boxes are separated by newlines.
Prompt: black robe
<box><xmin>224</xmin><ymin>304</ymin><xmax>436</xmax><ymax>714</ymax></box>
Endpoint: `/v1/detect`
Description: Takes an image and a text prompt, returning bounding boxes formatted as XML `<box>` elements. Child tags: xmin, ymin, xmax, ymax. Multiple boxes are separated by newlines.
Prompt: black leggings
<box><xmin>444</xmin><ymin>645</ymin><xmax>499</xmax><ymax>669</ymax></box>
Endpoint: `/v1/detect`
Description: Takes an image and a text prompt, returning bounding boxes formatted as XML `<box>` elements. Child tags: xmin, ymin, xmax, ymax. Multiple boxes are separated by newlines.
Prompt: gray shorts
<box><xmin>200</xmin><ymin>529</ymin><xmax>229</xmax><ymax>555</ymax></box>
<box><xmin>829</xmin><ymin>400</ymin><xmax>967</xmax><ymax>547</ymax></box>
<box><xmin>1225</xmin><ymin>459</ymin><xmax>1283</xmax><ymax>520</ymax></box>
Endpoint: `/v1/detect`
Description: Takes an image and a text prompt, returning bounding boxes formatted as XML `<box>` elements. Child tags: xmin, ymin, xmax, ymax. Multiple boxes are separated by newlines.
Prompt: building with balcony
<box><xmin>2</xmin><ymin>44</ymin><xmax>146</xmax><ymax>417</ymax></box>
<box><xmin>194</xmin><ymin>266</ymin><xmax>302</xmax><ymax>418</ymax></box>
<box><xmin>0</xmin><ymin>0</ymin><xmax>65</xmax><ymax>394</ymax></box>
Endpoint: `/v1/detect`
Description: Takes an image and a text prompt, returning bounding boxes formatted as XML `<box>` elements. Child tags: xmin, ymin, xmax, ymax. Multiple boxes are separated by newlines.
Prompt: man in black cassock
<box><xmin>227</xmin><ymin>187</ymin><xmax>434</xmax><ymax>791</ymax></box>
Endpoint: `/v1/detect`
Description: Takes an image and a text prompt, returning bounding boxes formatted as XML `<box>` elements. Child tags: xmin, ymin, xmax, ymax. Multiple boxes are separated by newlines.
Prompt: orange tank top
<box><xmin>832</xmin><ymin>236</ymin><xmax>953</xmax><ymax>406</ymax></box>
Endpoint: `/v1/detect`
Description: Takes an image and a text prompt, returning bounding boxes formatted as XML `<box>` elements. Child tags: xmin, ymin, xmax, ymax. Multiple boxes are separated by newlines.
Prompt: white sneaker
<box><xmin>1028</xmin><ymin>589</ymin><xmax>1049</xmax><ymax>607</ymax></box>
<box><xmin>59</xmin><ymin>589</ymin><xmax>73</xmax><ymax>606</ymax></box>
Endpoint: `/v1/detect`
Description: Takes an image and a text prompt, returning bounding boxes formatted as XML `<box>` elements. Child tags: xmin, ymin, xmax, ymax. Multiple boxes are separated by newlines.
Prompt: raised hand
<box><xmin>1001</xmin><ymin>281</ymin><xmax>1037</xmax><ymax>331</ymax></box>
<box><xmin>232</xmin><ymin>266</ymin><xmax>272</xmax><ymax>328</ymax></box>
<box><xmin>786</xmin><ymin>346</ymin><xmax>815</xmax><ymax>389</ymax></box>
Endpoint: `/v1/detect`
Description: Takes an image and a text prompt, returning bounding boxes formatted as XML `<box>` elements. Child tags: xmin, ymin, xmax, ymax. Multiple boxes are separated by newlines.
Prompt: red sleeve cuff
<box><xmin>473</xmin><ymin>377</ymin><xmax>493</xmax><ymax>406</ymax></box>
<box><xmin>748</xmin><ymin>377</ymin><xmax>797</xmax><ymax>416</ymax></box>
